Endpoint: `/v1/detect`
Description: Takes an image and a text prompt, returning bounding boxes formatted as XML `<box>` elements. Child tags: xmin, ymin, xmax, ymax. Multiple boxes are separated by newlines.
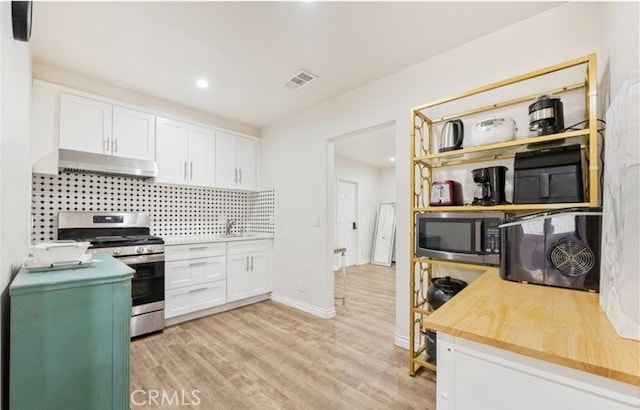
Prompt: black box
<box><xmin>513</xmin><ymin>144</ymin><xmax>584</xmax><ymax>204</ymax></box>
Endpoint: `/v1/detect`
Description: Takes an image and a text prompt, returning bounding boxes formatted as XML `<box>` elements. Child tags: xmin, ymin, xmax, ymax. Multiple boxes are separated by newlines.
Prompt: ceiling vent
<box><xmin>282</xmin><ymin>70</ymin><xmax>317</xmax><ymax>90</ymax></box>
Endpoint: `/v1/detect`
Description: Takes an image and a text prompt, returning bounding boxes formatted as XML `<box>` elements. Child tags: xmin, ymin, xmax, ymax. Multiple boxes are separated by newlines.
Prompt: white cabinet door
<box><xmin>248</xmin><ymin>251</ymin><xmax>270</xmax><ymax>296</ymax></box>
<box><xmin>112</xmin><ymin>106</ymin><xmax>155</xmax><ymax>160</ymax></box>
<box><xmin>166</xmin><ymin>257</ymin><xmax>226</xmax><ymax>290</ymax></box>
<box><xmin>155</xmin><ymin>117</ymin><xmax>189</xmax><ymax>185</ymax></box>
<box><xmin>165</xmin><ymin>281</ymin><xmax>227</xmax><ymax>319</ymax></box>
<box><xmin>31</xmin><ymin>82</ymin><xmax>59</xmax><ymax>174</ymax></box>
<box><xmin>188</xmin><ymin>126</ymin><xmax>216</xmax><ymax>187</ymax></box>
<box><xmin>236</xmin><ymin>136</ymin><xmax>256</xmax><ymax>190</ymax></box>
<box><xmin>227</xmin><ymin>253</ymin><xmax>250</xmax><ymax>302</ymax></box>
<box><xmin>59</xmin><ymin>93</ymin><xmax>112</xmax><ymax>155</ymax></box>
<box><xmin>215</xmin><ymin>131</ymin><xmax>238</xmax><ymax>189</ymax></box>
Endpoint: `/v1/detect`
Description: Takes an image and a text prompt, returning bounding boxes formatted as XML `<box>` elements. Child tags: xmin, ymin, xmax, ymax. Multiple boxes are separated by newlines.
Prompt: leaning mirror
<box><xmin>371</xmin><ymin>203</ymin><xmax>396</xmax><ymax>266</ymax></box>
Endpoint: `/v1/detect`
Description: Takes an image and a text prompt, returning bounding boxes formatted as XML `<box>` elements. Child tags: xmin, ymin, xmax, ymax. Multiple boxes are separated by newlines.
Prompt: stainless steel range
<box><xmin>58</xmin><ymin>212</ymin><xmax>165</xmax><ymax>338</ymax></box>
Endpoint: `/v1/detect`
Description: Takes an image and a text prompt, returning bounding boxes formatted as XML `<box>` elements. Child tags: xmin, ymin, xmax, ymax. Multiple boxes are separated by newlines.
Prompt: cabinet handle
<box><xmin>189</xmin><ymin>287</ymin><xmax>208</xmax><ymax>294</ymax></box>
<box><xmin>104</xmin><ymin>138</ymin><xmax>110</xmax><ymax>153</ymax></box>
<box><xmin>250</xmin><ymin>255</ymin><xmax>254</xmax><ymax>271</ymax></box>
<box><xmin>112</xmin><ymin>138</ymin><xmax>118</xmax><ymax>153</ymax></box>
<box><xmin>246</xmin><ymin>256</ymin><xmax>250</xmax><ymax>271</ymax></box>
<box><xmin>189</xmin><ymin>261</ymin><xmax>207</xmax><ymax>267</ymax></box>
<box><xmin>188</xmin><ymin>246</ymin><xmax>207</xmax><ymax>251</ymax></box>
<box><xmin>239</xmin><ymin>169</ymin><xmax>242</xmax><ymax>184</ymax></box>
<box><xmin>184</xmin><ymin>161</ymin><xmax>188</xmax><ymax>180</ymax></box>
<box><xmin>190</xmin><ymin>161</ymin><xmax>194</xmax><ymax>180</ymax></box>
<box><xmin>234</xmin><ymin>169</ymin><xmax>238</xmax><ymax>183</ymax></box>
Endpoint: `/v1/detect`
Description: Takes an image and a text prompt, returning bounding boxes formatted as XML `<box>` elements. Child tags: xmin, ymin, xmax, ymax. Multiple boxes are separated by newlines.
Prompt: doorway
<box><xmin>336</xmin><ymin>179</ymin><xmax>358</xmax><ymax>268</ymax></box>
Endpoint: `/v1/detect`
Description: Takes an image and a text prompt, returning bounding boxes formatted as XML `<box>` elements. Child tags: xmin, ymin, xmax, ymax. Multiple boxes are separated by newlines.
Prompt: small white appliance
<box><xmin>469</xmin><ymin>116</ymin><xmax>517</xmax><ymax>147</ymax></box>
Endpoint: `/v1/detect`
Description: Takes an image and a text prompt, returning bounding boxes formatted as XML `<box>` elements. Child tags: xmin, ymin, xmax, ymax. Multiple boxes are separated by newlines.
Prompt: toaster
<box><xmin>430</xmin><ymin>180</ymin><xmax>463</xmax><ymax>206</ymax></box>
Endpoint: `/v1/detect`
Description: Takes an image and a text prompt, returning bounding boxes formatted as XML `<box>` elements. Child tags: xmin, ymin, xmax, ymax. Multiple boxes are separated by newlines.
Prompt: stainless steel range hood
<box><xmin>58</xmin><ymin>149</ymin><xmax>158</xmax><ymax>179</ymax></box>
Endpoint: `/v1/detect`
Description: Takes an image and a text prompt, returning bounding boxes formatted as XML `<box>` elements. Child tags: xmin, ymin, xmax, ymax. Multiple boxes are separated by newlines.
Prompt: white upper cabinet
<box><xmin>59</xmin><ymin>93</ymin><xmax>112</xmax><ymax>155</ymax></box>
<box><xmin>155</xmin><ymin>117</ymin><xmax>216</xmax><ymax>187</ymax></box>
<box><xmin>188</xmin><ymin>126</ymin><xmax>216</xmax><ymax>187</ymax></box>
<box><xmin>215</xmin><ymin>131</ymin><xmax>257</xmax><ymax>190</ymax></box>
<box><xmin>155</xmin><ymin>117</ymin><xmax>189</xmax><ymax>185</ymax></box>
<box><xmin>59</xmin><ymin>93</ymin><xmax>156</xmax><ymax>160</ymax></box>
<box><xmin>112</xmin><ymin>106</ymin><xmax>156</xmax><ymax>160</ymax></box>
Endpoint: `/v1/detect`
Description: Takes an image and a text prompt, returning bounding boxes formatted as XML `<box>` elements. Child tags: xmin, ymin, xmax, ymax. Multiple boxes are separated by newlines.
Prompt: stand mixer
<box><xmin>472</xmin><ymin>166</ymin><xmax>508</xmax><ymax>205</ymax></box>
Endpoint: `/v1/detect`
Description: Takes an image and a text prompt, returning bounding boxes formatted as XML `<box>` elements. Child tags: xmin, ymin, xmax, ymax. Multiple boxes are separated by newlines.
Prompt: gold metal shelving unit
<box><xmin>409</xmin><ymin>54</ymin><xmax>599</xmax><ymax>375</ymax></box>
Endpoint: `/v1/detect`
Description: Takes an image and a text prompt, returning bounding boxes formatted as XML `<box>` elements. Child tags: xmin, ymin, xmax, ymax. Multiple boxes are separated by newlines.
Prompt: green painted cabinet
<box><xmin>10</xmin><ymin>253</ymin><xmax>134</xmax><ymax>410</ymax></box>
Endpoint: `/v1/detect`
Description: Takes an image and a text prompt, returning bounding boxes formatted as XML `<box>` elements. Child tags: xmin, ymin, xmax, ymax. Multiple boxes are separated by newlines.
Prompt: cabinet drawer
<box><xmin>166</xmin><ymin>242</ymin><xmax>226</xmax><ymax>261</ymax></box>
<box><xmin>227</xmin><ymin>240</ymin><xmax>271</xmax><ymax>255</ymax></box>
<box><xmin>166</xmin><ymin>257</ymin><xmax>225</xmax><ymax>290</ymax></box>
<box><xmin>165</xmin><ymin>280</ymin><xmax>226</xmax><ymax>319</ymax></box>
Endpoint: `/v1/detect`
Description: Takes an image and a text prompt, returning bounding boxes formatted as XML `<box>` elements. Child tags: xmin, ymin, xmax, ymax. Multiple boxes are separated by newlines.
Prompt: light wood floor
<box><xmin>130</xmin><ymin>264</ymin><xmax>436</xmax><ymax>409</ymax></box>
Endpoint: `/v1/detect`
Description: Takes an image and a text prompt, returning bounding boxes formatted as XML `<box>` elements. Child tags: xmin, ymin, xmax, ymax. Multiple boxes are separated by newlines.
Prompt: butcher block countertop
<box><xmin>423</xmin><ymin>268</ymin><xmax>640</xmax><ymax>386</ymax></box>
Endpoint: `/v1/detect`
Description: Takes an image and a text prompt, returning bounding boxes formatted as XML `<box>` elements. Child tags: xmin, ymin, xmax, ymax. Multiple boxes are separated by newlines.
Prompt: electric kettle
<box><xmin>438</xmin><ymin>119</ymin><xmax>464</xmax><ymax>152</ymax></box>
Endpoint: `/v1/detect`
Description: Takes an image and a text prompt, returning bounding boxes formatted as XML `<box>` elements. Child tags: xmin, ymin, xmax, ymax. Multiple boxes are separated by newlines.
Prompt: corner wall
<box><xmin>0</xmin><ymin>3</ymin><xmax>33</xmax><ymax>407</ymax></box>
<box><xmin>260</xmin><ymin>2</ymin><xmax>602</xmax><ymax>344</ymax></box>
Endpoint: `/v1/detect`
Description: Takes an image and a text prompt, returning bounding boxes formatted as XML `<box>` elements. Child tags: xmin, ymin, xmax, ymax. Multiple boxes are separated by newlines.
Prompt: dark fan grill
<box><xmin>550</xmin><ymin>242</ymin><xmax>595</xmax><ymax>276</ymax></box>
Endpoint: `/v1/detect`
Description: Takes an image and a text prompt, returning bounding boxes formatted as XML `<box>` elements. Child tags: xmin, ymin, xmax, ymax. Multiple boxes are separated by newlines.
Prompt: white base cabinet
<box><xmin>165</xmin><ymin>243</ymin><xmax>227</xmax><ymax>319</ymax></box>
<box><xmin>436</xmin><ymin>333</ymin><xmax>640</xmax><ymax>410</ymax></box>
<box><xmin>165</xmin><ymin>239</ymin><xmax>272</xmax><ymax>324</ymax></box>
<box><xmin>227</xmin><ymin>240</ymin><xmax>271</xmax><ymax>303</ymax></box>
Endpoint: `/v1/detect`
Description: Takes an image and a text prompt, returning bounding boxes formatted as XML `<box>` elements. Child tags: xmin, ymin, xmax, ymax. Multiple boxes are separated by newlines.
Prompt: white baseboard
<box><xmin>271</xmin><ymin>293</ymin><xmax>336</xmax><ymax>319</ymax></box>
<box><xmin>395</xmin><ymin>332</ymin><xmax>409</xmax><ymax>349</ymax></box>
<box><xmin>165</xmin><ymin>294</ymin><xmax>270</xmax><ymax>327</ymax></box>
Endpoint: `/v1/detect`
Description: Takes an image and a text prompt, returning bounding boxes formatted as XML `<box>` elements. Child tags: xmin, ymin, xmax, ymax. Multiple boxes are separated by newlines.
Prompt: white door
<box><xmin>155</xmin><ymin>117</ymin><xmax>189</xmax><ymax>185</ymax></box>
<box><xmin>336</xmin><ymin>180</ymin><xmax>358</xmax><ymax>267</ymax></box>
<box><xmin>236</xmin><ymin>136</ymin><xmax>256</xmax><ymax>190</ymax></box>
<box><xmin>227</xmin><ymin>253</ymin><xmax>249</xmax><ymax>302</ymax></box>
<box><xmin>248</xmin><ymin>251</ymin><xmax>270</xmax><ymax>296</ymax></box>
<box><xmin>111</xmin><ymin>106</ymin><xmax>155</xmax><ymax>160</ymax></box>
<box><xmin>215</xmin><ymin>131</ymin><xmax>238</xmax><ymax>189</ymax></box>
<box><xmin>59</xmin><ymin>93</ymin><xmax>112</xmax><ymax>155</ymax></box>
<box><xmin>188</xmin><ymin>125</ymin><xmax>216</xmax><ymax>187</ymax></box>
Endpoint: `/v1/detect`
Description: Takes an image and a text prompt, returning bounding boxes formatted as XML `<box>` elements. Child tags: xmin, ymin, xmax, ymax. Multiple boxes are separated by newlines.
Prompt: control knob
<box><xmin>112</xmin><ymin>248</ymin><xmax>122</xmax><ymax>256</ymax></box>
<box><xmin>135</xmin><ymin>246</ymin><xmax>145</xmax><ymax>254</ymax></box>
<box><xmin>146</xmin><ymin>246</ymin><xmax>155</xmax><ymax>254</ymax></box>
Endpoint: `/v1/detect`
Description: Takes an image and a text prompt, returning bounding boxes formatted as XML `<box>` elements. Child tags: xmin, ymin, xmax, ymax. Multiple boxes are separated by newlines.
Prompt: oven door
<box><xmin>118</xmin><ymin>254</ymin><xmax>165</xmax><ymax>314</ymax></box>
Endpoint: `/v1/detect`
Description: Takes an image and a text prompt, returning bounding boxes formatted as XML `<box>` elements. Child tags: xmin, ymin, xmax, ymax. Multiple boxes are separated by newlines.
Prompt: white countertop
<box><xmin>163</xmin><ymin>234</ymin><xmax>274</xmax><ymax>245</ymax></box>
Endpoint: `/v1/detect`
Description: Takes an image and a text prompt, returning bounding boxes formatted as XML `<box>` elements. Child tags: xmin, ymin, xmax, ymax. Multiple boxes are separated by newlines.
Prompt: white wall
<box><xmin>0</xmin><ymin>3</ymin><xmax>33</xmax><ymax>406</ymax></box>
<box><xmin>335</xmin><ymin>157</ymin><xmax>383</xmax><ymax>265</ymax></box>
<box><xmin>260</xmin><ymin>2</ymin><xmax>605</xmax><ymax>343</ymax></box>
<box><xmin>378</xmin><ymin>167</ymin><xmax>396</xmax><ymax>204</ymax></box>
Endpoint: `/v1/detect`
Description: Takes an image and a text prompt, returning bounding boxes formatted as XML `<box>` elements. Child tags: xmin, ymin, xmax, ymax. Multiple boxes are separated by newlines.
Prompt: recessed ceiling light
<box><xmin>196</xmin><ymin>79</ymin><xmax>209</xmax><ymax>89</ymax></box>
<box><xmin>389</xmin><ymin>157</ymin><xmax>396</xmax><ymax>162</ymax></box>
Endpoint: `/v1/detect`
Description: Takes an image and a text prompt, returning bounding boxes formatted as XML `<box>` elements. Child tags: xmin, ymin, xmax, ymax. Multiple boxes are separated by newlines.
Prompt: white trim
<box><xmin>270</xmin><ymin>293</ymin><xmax>336</xmax><ymax>319</ymax></box>
<box><xmin>395</xmin><ymin>332</ymin><xmax>410</xmax><ymax>349</ymax></box>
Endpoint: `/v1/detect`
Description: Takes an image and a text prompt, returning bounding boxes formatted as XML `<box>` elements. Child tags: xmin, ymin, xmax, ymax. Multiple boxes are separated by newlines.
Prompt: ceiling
<box><xmin>31</xmin><ymin>1</ymin><xmax>563</xmax><ymax>129</ymax></box>
<box><xmin>334</xmin><ymin>125</ymin><xmax>395</xmax><ymax>169</ymax></box>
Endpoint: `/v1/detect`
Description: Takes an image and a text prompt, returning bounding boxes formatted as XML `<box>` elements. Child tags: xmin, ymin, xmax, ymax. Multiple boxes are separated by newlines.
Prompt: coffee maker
<box><xmin>472</xmin><ymin>166</ymin><xmax>508</xmax><ymax>205</ymax></box>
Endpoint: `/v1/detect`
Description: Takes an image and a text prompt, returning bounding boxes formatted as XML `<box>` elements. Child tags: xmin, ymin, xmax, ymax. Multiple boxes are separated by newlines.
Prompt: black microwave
<box><xmin>415</xmin><ymin>212</ymin><xmax>506</xmax><ymax>266</ymax></box>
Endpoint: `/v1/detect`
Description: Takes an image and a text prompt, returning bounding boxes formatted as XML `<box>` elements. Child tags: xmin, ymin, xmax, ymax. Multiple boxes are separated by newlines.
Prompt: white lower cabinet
<box><xmin>436</xmin><ymin>333</ymin><xmax>640</xmax><ymax>410</ymax></box>
<box><xmin>165</xmin><ymin>243</ymin><xmax>227</xmax><ymax>319</ymax></box>
<box><xmin>227</xmin><ymin>240</ymin><xmax>272</xmax><ymax>303</ymax></box>
<box><xmin>165</xmin><ymin>239</ymin><xmax>272</xmax><ymax>323</ymax></box>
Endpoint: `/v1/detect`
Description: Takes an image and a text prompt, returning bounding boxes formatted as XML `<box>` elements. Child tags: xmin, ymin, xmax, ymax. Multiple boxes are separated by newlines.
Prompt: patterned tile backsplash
<box><xmin>31</xmin><ymin>172</ymin><xmax>275</xmax><ymax>243</ymax></box>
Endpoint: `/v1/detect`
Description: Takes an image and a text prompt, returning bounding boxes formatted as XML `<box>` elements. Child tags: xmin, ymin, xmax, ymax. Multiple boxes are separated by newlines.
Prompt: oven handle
<box><xmin>118</xmin><ymin>254</ymin><xmax>165</xmax><ymax>265</ymax></box>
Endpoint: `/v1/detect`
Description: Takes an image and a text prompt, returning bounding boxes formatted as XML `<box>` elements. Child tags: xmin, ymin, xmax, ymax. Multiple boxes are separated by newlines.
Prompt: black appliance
<box><xmin>472</xmin><ymin>166</ymin><xmax>508</xmax><ymax>205</ymax></box>
<box><xmin>415</xmin><ymin>212</ymin><xmax>505</xmax><ymax>266</ymax></box>
<box><xmin>513</xmin><ymin>144</ymin><xmax>583</xmax><ymax>204</ymax></box>
<box><xmin>439</xmin><ymin>119</ymin><xmax>464</xmax><ymax>152</ymax></box>
<box><xmin>528</xmin><ymin>95</ymin><xmax>564</xmax><ymax>136</ymax></box>
<box><xmin>58</xmin><ymin>212</ymin><xmax>165</xmax><ymax>338</ymax></box>
<box><xmin>424</xmin><ymin>276</ymin><xmax>468</xmax><ymax>363</ymax></box>
<box><xmin>499</xmin><ymin>208</ymin><xmax>602</xmax><ymax>292</ymax></box>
